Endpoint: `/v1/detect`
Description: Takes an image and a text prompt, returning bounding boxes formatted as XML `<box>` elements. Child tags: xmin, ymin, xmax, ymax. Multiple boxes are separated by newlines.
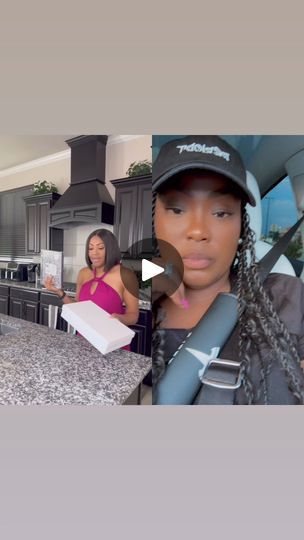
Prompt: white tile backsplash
<box><xmin>63</xmin><ymin>223</ymin><xmax>113</xmax><ymax>283</ymax></box>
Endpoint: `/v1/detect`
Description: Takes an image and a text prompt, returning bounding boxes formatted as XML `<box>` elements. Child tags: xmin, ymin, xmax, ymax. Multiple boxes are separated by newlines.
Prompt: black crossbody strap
<box><xmin>197</xmin><ymin>213</ymin><xmax>304</xmax><ymax>405</ymax></box>
<box><xmin>258</xmin><ymin>214</ymin><xmax>304</xmax><ymax>282</ymax></box>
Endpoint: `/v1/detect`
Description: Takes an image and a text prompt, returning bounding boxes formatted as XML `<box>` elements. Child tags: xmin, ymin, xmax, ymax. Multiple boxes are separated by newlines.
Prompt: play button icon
<box><xmin>120</xmin><ymin>238</ymin><xmax>184</xmax><ymax>301</ymax></box>
<box><xmin>142</xmin><ymin>259</ymin><xmax>164</xmax><ymax>281</ymax></box>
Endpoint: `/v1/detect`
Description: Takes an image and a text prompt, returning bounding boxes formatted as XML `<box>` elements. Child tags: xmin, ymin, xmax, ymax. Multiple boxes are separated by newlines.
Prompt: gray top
<box><xmin>0</xmin><ymin>314</ymin><xmax>151</xmax><ymax>405</ymax></box>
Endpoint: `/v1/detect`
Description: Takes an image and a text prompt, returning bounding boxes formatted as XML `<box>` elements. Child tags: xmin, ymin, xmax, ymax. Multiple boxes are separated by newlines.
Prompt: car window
<box><xmin>261</xmin><ymin>176</ymin><xmax>304</xmax><ymax>263</ymax></box>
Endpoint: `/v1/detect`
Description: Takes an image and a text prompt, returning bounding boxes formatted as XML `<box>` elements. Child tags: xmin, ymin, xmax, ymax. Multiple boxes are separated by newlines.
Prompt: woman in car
<box><xmin>152</xmin><ymin>135</ymin><xmax>304</xmax><ymax>404</ymax></box>
<box><xmin>44</xmin><ymin>228</ymin><xmax>139</xmax><ymax>349</ymax></box>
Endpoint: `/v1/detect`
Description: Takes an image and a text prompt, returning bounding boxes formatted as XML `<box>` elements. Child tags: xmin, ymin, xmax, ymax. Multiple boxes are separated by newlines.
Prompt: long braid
<box><xmin>152</xmin><ymin>191</ymin><xmax>166</xmax><ymax>383</ymax></box>
<box><xmin>236</xmin><ymin>207</ymin><xmax>304</xmax><ymax>403</ymax></box>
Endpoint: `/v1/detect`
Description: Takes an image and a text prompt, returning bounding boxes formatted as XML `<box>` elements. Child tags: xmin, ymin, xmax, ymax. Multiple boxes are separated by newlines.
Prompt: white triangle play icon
<box><xmin>142</xmin><ymin>259</ymin><xmax>164</xmax><ymax>281</ymax></box>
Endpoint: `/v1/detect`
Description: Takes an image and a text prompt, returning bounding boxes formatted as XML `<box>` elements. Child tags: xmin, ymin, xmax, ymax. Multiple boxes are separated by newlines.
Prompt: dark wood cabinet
<box><xmin>24</xmin><ymin>193</ymin><xmax>64</xmax><ymax>255</ymax></box>
<box><xmin>130</xmin><ymin>309</ymin><xmax>152</xmax><ymax>356</ymax></box>
<box><xmin>9</xmin><ymin>288</ymin><xmax>39</xmax><ymax>323</ymax></box>
<box><xmin>39</xmin><ymin>292</ymin><xmax>67</xmax><ymax>331</ymax></box>
<box><xmin>111</xmin><ymin>175</ymin><xmax>152</xmax><ymax>257</ymax></box>
<box><xmin>0</xmin><ymin>285</ymin><xmax>9</xmax><ymax>315</ymax></box>
<box><xmin>24</xmin><ymin>298</ymin><xmax>40</xmax><ymax>324</ymax></box>
<box><xmin>111</xmin><ymin>175</ymin><xmax>152</xmax><ymax>358</ymax></box>
<box><xmin>9</xmin><ymin>297</ymin><xmax>23</xmax><ymax>319</ymax></box>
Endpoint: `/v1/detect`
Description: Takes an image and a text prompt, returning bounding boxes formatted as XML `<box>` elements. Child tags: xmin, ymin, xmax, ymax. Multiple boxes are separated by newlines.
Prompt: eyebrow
<box><xmin>185</xmin><ymin>185</ymin><xmax>239</xmax><ymax>196</ymax></box>
<box><xmin>161</xmin><ymin>187</ymin><xmax>239</xmax><ymax>199</ymax></box>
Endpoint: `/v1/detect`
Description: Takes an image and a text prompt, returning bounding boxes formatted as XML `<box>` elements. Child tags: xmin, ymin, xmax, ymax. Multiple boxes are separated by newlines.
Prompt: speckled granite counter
<box><xmin>0</xmin><ymin>314</ymin><xmax>151</xmax><ymax>405</ymax></box>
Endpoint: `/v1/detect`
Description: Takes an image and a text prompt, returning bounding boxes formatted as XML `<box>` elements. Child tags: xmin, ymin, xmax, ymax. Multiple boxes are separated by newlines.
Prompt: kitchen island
<box><xmin>0</xmin><ymin>314</ymin><xmax>151</xmax><ymax>405</ymax></box>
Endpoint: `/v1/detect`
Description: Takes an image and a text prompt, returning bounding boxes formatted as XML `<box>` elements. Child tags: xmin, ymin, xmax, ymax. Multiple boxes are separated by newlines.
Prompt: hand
<box><xmin>152</xmin><ymin>259</ymin><xmax>188</xmax><ymax>309</ymax></box>
<box><xmin>44</xmin><ymin>275</ymin><xmax>62</xmax><ymax>296</ymax></box>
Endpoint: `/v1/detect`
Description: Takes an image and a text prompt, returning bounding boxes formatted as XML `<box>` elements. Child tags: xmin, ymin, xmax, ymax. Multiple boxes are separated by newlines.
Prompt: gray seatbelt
<box><xmin>258</xmin><ymin>214</ymin><xmax>304</xmax><ymax>282</ymax></box>
<box><xmin>153</xmin><ymin>213</ymin><xmax>304</xmax><ymax>405</ymax></box>
<box><xmin>197</xmin><ymin>212</ymin><xmax>304</xmax><ymax>405</ymax></box>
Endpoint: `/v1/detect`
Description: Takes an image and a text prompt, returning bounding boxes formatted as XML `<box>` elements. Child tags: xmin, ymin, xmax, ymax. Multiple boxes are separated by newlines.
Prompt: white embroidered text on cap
<box><xmin>176</xmin><ymin>143</ymin><xmax>230</xmax><ymax>162</ymax></box>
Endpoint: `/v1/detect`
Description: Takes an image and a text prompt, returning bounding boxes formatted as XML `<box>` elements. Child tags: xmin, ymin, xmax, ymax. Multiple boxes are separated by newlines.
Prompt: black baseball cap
<box><xmin>152</xmin><ymin>135</ymin><xmax>256</xmax><ymax>206</ymax></box>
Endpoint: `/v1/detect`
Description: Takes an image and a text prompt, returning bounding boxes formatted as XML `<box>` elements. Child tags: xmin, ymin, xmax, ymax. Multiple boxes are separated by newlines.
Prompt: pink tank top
<box><xmin>78</xmin><ymin>266</ymin><xmax>131</xmax><ymax>351</ymax></box>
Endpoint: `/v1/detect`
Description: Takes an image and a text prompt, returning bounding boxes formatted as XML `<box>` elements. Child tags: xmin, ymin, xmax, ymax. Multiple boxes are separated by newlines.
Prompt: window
<box><xmin>0</xmin><ymin>185</ymin><xmax>33</xmax><ymax>260</ymax></box>
<box><xmin>261</xmin><ymin>176</ymin><xmax>303</xmax><ymax>263</ymax></box>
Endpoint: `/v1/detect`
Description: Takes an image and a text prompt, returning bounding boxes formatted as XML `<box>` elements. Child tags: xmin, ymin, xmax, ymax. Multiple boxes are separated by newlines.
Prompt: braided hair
<box><xmin>152</xmin><ymin>192</ymin><xmax>304</xmax><ymax>404</ymax></box>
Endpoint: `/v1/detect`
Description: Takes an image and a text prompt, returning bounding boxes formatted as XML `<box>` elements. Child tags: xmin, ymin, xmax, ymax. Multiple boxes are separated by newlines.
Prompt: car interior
<box><xmin>153</xmin><ymin>135</ymin><xmax>304</xmax><ymax>281</ymax></box>
<box><xmin>223</xmin><ymin>135</ymin><xmax>304</xmax><ymax>281</ymax></box>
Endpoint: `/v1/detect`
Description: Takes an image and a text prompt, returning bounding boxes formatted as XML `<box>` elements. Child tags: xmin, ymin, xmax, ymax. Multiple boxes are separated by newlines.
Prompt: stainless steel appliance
<box><xmin>27</xmin><ymin>263</ymin><xmax>40</xmax><ymax>283</ymax></box>
<box><xmin>6</xmin><ymin>262</ymin><xmax>28</xmax><ymax>282</ymax></box>
<box><xmin>0</xmin><ymin>263</ymin><xmax>8</xmax><ymax>279</ymax></box>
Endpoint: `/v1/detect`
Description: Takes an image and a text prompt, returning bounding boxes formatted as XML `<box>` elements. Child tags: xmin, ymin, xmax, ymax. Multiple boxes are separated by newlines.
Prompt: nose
<box><xmin>186</xmin><ymin>210</ymin><xmax>211</xmax><ymax>242</ymax></box>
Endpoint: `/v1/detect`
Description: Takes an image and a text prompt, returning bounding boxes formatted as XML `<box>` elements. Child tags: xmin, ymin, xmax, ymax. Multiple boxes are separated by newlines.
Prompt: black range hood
<box><xmin>49</xmin><ymin>135</ymin><xmax>114</xmax><ymax>229</ymax></box>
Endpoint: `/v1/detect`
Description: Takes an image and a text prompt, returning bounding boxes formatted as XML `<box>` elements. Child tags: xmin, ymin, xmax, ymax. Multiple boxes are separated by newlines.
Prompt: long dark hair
<box><xmin>152</xmin><ymin>193</ymin><xmax>304</xmax><ymax>404</ymax></box>
<box><xmin>85</xmin><ymin>229</ymin><xmax>121</xmax><ymax>272</ymax></box>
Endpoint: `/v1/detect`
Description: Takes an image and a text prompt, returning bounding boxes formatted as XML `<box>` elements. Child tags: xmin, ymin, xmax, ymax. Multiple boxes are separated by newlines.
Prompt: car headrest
<box><xmin>245</xmin><ymin>170</ymin><xmax>262</xmax><ymax>240</ymax></box>
<box><xmin>245</xmin><ymin>170</ymin><xmax>295</xmax><ymax>277</ymax></box>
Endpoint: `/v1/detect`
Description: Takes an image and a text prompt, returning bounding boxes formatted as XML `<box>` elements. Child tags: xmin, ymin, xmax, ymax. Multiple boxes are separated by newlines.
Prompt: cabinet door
<box><xmin>25</xmin><ymin>193</ymin><xmax>63</xmax><ymax>255</ymax></box>
<box><xmin>58</xmin><ymin>308</ymin><xmax>68</xmax><ymax>332</ymax></box>
<box><xmin>0</xmin><ymin>296</ymin><xmax>9</xmax><ymax>315</ymax></box>
<box><xmin>114</xmin><ymin>186</ymin><xmax>138</xmax><ymax>256</ymax></box>
<box><xmin>136</xmin><ymin>180</ymin><xmax>152</xmax><ymax>256</ymax></box>
<box><xmin>39</xmin><ymin>293</ymin><xmax>63</xmax><ymax>330</ymax></box>
<box><xmin>138</xmin><ymin>309</ymin><xmax>152</xmax><ymax>356</ymax></box>
<box><xmin>24</xmin><ymin>300</ymin><xmax>39</xmax><ymax>323</ymax></box>
<box><xmin>130</xmin><ymin>310</ymin><xmax>152</xmax><ymax>356</ymax></box>
<box><xmin>39</xmin><ymin>302</ymin><xmax>50</xmax><ymax>326</ymax></box>
<box><xmin>130</xmin><ymin>325</ymin><xmax>145</xmax><ymax>354</ymax></box>
<box><xmin>37</xmin><ymin>201</ymin><xmax>49</xmax><ymax>252</ymax></box>
<box><xmin>9</xmin><ymin>298</ymin><xmax>23</xmax><ymax>319</ymax></box>
<box><xmin>25</xmin><ymin>202</ymin><xmax>37</xmax><ymax>254</ymax></box>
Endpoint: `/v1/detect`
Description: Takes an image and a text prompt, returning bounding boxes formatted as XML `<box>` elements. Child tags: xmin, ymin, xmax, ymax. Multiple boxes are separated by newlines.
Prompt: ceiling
<box><xmin>223</xmin><ymin>135</ymin><xmax>304</xmax><ymax>195</ymax></box>
<box><xmin>0</xmin><ymin>135</ymin><xmax>142</xmax><ymax>173</ymax></box>
<box><xmin>153</xmin><ymin>135</ymin><xmax>304</xmax><ymax>196</ymax></box>
<box><xmin>3</xmin><ymin>135</ymin><xmax>304</xmax><ymax>195</ymax></box>
<box><xmin>0</xmin><ymin>136</ymin><xmax>73</xmax><ymax>171</ymax></box>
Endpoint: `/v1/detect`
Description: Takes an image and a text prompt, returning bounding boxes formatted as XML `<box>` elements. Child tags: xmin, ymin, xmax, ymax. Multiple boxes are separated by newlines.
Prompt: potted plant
<box><xmin>126</xmin><ymin>160</ymin><xmax>152</xmax><ymax>177</ymax></box>
<box><xmin>32</xmin><ymin>180</ymin><xmax>59</xmax><ymax>195</ymax></box>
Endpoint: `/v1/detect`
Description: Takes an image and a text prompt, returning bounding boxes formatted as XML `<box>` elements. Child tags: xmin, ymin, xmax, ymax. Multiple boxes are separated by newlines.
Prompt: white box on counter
<box><xmin>61</xmin><ymin>300</ymin><xmax>135</xmax><ymax>355</ymax></box>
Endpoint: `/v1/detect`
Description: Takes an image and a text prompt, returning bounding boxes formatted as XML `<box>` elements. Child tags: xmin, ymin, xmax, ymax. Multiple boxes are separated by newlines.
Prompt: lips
<box><xmin>182</xmin><ymin>253</ymin><xmax>213</xmax><ymax>270</ymax></box>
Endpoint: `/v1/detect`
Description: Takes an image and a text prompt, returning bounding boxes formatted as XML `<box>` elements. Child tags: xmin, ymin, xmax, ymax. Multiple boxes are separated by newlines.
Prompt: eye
<box><xmin>165</xmin><ymin>206</ymin><xmax>184</xmax><ymax>215</ymax></box>
<box><xmin>213</xmin><ymin>211</ymin><xmax>233</xmax><ymax>219</ymax></box>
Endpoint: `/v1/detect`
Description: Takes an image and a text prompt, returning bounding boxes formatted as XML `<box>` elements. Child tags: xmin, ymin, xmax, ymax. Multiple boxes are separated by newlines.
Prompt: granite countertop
<box><xmin>0</xmin><ymin>279</ymin><xmax>151</xmax><ymax>309</ymax></box>
<box><xmin>0</xmin><ymin>314</ymin><xmax>152</xmax><ymax>405</ymax></box>
<box><xmin>0</xmin><ymin>279</ymin><xmax>54</xmax><ymax>291</ymax></box>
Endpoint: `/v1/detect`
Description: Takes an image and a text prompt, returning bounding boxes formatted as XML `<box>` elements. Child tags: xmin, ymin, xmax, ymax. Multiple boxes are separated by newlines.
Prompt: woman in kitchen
<box><xmin>44</xmin><ymin>229</ymin><xmax>139</xmax><ymax>345</ymax></box>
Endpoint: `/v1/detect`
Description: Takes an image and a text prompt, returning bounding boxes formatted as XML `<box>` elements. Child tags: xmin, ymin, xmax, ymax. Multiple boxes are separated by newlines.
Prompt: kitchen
<box><xmin>0</xmin><ymin>135</ymin><xmax>152</xmax><ymax>405</ymax></box>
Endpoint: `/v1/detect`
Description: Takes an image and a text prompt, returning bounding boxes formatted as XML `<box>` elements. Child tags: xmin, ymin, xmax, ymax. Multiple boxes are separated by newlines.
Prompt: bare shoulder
<box><xmin>109</xmin><ymin>264</ymin><xmax>122</xmax><ymax>276</ymax></box>
<box><xmin>105</xmin><ymin>264</ymin><xmax>124</xmax><ymax>280</ymax></box>
<box><xmin>119</xmin><ymin>265</ymin><xmax>139</xmax><ymax>292</ymax></box>
<box><xmin>77</xmin><ymin>266</ymin><xmax>92</xmax><ymax>284</ymax></box>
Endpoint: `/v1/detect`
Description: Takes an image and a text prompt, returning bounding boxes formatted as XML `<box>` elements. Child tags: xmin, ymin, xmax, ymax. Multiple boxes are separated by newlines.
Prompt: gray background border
<box><xmin>1</xmin><ymin>1</ymin><xmax>304</xmax><ymax>538</ymax></box>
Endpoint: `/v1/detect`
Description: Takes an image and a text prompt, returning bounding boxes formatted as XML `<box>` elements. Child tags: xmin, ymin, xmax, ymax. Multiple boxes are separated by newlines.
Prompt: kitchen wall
<box><xmin>0</xmin><ymin>135</ymin><xmax>151</xmax><ymax>274</ymax></box>
<box><xmin>105</xmin><ymin>135</ymin><xmax>151</xmax><ymax>199</ymax></box>
<box><xmin>0</xmin><ymin>135</ymin><xmax>152</xmax><ymax>197</ymax></box>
